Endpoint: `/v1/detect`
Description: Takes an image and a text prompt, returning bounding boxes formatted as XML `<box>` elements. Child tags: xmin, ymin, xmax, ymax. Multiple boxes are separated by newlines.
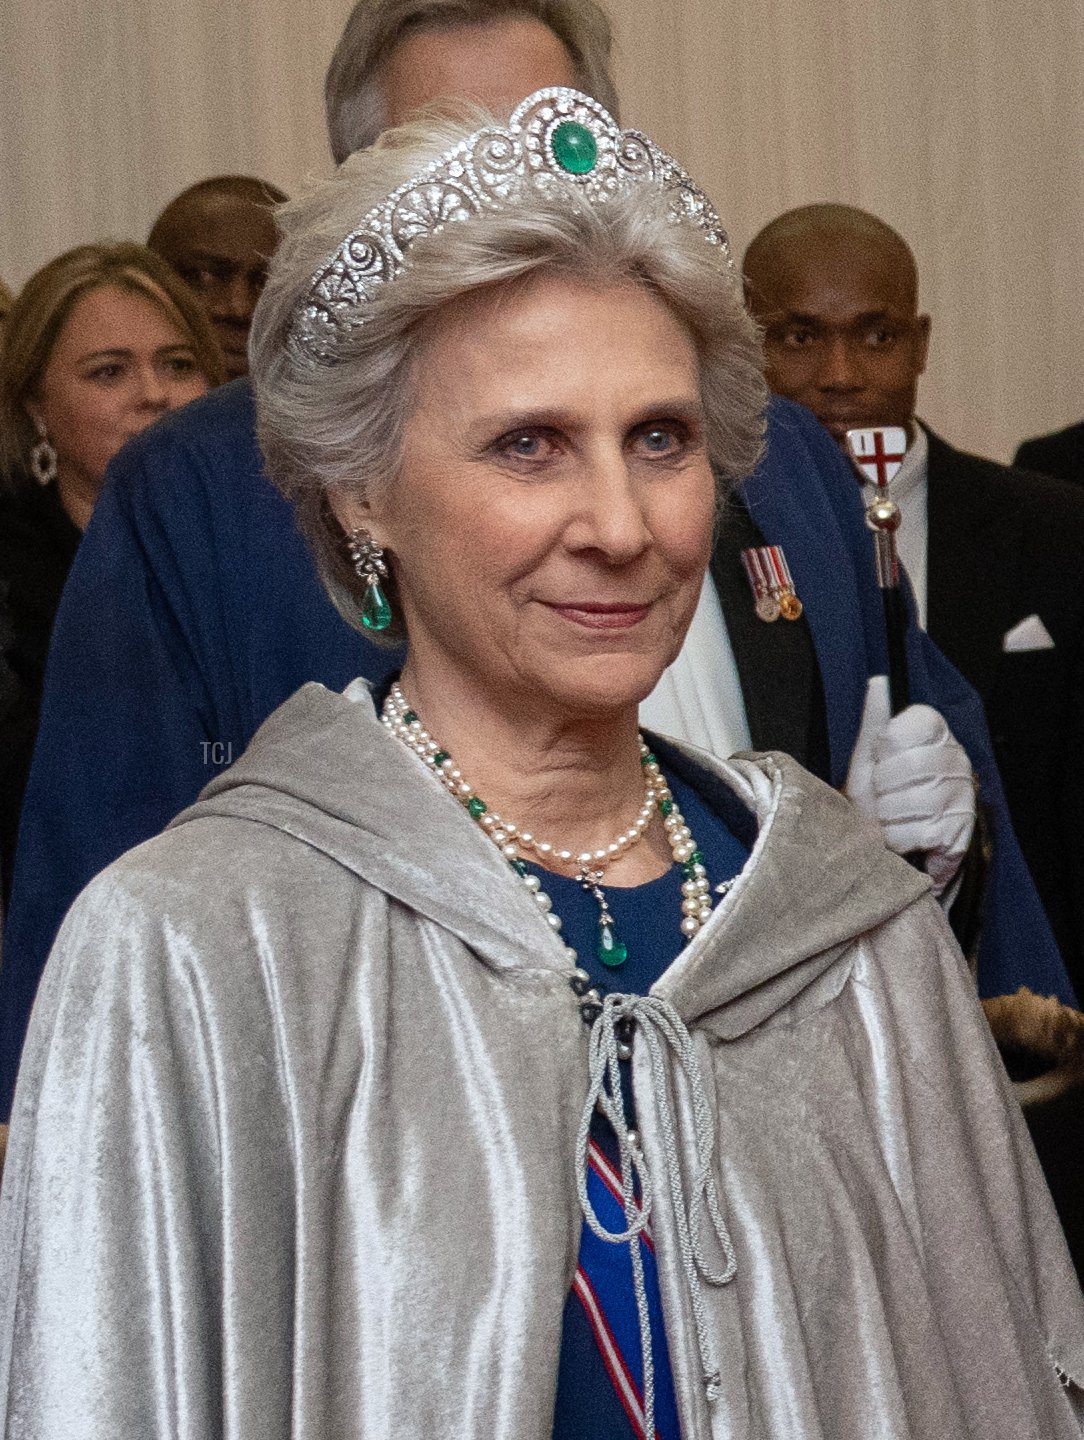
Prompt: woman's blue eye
<box><xmin>497</xmin><ymin>431</ymin><xmax>552</xmax><ymax>460</ymax></box>
<box><xmin>637</xmin><ymin>423</ymin><xmax>688</xmax><ymax>457</ymax></box>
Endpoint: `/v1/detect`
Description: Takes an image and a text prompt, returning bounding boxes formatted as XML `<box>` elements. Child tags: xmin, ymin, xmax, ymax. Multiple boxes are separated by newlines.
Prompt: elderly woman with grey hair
<box><xmin>1</xmin><ymin>91</ymin><xmax>1081</xmax><ymax>1440</ymax></box>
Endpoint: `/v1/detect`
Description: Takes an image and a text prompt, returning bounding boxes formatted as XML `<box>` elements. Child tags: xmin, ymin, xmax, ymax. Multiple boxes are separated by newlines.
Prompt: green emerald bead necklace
<box><xmin>381</xmin><ymin>683</ymin><xmax>716</xmax><ymax>973</ymax></box>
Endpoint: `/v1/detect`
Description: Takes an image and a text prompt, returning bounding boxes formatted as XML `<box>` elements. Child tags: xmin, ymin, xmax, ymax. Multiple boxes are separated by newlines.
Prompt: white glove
<box><xmin>845</xmin><ymin>675</ymin><xmax>976</xmax><ymax>896</ymax></box>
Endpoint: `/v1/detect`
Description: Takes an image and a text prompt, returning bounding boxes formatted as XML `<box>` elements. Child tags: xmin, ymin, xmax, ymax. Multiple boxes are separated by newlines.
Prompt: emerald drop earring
<box><xmin>347</xmin><ymin>527</ymin><xmax>393</xmax><ymax>632</ymax></box>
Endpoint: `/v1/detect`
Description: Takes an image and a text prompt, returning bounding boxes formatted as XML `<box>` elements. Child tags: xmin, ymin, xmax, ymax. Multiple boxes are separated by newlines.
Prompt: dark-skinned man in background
<box><xmin>148</xmin><ymin>175</ymin><xmax>287</xmax><ymax>379</ymax></box>
<box><xmin>744</xmin><ymin>201</ymin><xmax>1084</xmax><ymax>995</ymax></box>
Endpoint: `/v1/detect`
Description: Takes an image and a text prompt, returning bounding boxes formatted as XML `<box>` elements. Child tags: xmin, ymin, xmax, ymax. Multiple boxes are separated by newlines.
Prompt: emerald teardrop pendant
<box><xmin>597</xmin><ymin>920</ymin><xmax>628</xmax><ymax>968</ymax></box>
<box><xmin>361</xmin><ymin>578</ymin><xmax>392</xmax><ymax>631</ymax></box>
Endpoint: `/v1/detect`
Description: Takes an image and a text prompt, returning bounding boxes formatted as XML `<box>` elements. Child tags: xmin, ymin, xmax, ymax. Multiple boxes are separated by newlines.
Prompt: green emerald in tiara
<box><xmin>292</xmin><ymin>89</ymin><xmax>735</xmax><ymax>362</ymax></box>
<box><xmin>551</xmin><ymin>120</ymin><xmax>598</xmax><ymax>174</ymax></box>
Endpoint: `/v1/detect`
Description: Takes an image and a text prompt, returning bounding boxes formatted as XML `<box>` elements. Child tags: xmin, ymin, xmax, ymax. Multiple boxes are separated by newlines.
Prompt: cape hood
<box><xmin>182</xmin><ymin>681</ymin><xmax>931</xmax><ymax>1038</ymax></box>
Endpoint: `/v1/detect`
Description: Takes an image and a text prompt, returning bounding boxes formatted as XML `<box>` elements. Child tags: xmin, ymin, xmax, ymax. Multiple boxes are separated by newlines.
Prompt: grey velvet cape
<box><xmin>1</xmin><ymin>681</ymin><xmax>1082</xmax><ymax>1439</ymax></box>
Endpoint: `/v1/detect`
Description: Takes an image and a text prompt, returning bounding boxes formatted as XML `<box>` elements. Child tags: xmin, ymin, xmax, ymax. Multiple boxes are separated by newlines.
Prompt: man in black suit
<box><xmin>743</xmin><ymin>203</ymin><xmax>1084</xmax><ymax>989</ymax></box>
<box><xmin>1015</xmin><ymin>421</ymin><xmax>1084</xmax><ymax>487</ymax></box>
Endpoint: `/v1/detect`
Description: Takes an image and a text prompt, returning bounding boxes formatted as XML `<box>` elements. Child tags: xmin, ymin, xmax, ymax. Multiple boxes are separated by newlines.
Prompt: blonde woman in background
<box><xmin>0</xmin><ymin>242</ymin><xmax>223</xmax><ymax>914</ymax></box>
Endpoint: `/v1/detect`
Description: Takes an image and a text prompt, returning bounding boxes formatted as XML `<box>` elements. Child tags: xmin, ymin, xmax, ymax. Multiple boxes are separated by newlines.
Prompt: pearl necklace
<box><xmin>381</xmin><ymin>684</ymin><xmax>717</xmax><ymax>980</ymax></box>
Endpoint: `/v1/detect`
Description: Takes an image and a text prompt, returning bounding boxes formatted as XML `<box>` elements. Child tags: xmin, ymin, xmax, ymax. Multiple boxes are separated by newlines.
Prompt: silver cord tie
<box><xmin>575</xmin><ymin>993</ymin><xmax>738</xmax><ymax>1436</ymax></box>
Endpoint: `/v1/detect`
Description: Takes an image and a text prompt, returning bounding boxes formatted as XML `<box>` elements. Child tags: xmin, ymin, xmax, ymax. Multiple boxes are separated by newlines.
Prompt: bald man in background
<box><xmin>744</xmin><ymin>202</ymin><xmax>1084</xmax><ymax>987</ymax></box>
<box><xmin>148</xmin><ymin>175</ymin><xmax>287</xmax><ymax>379</ymax></box>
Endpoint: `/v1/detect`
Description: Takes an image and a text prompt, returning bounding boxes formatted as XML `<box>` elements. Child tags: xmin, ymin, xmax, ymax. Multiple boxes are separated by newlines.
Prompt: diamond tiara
<box><xmin>290</xmin><ymin>87</ymin><xmax>731</xmax><ymax>362</ymax></box>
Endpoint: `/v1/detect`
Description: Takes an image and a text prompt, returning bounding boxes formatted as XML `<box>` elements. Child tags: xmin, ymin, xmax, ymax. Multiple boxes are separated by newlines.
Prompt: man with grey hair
<box><xmin>2</xmin><ymin>0</ymin><xmax>1074</xmax><ymax>1133</ymax></box>
<box><xmin>324</xmin><ymin>0</ymin><xmax>617</xmax><ymax>158</ymax></box>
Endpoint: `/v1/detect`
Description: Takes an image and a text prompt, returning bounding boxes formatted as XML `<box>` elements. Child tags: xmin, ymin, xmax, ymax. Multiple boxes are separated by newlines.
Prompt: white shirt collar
<box><xmin>890</xmin><ymin>424</ymin><xmax>929</xmax><ymax>499</ymax></box>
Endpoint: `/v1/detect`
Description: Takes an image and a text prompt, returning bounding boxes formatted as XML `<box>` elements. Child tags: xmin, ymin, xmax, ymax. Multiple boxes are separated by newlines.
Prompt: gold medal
<box><xmin>744</xmin><ymin>545</ymin><xmax>803</xmax><ymax>624</ymax></box>
<box><xmin>779</xmin><ymin>592</ymin><xmax>803</xmax><ymax>621</ymax></box>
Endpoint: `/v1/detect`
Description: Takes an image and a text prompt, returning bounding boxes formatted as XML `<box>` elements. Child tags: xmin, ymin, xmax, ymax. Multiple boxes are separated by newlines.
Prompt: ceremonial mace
<box><xmin>846</xmin><ymin>425</ymin><xmax>989</xmax><ymax>951</ymax></box>
<box><xmin>845</xmin><ymin>426</ymin><xmax>931</xmax><ymax>876</ymax></box>
<box><xmin>845</xmin><ymin>426</ymin><xmax>910</xmax><ymax>712</ymax></box>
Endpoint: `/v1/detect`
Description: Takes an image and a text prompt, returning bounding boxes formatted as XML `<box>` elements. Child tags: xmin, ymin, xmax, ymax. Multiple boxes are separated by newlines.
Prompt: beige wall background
<box><xmin>2</xmin><ymin>0</ymin><xmax>1082</xmax><ymax>462</ymax></box>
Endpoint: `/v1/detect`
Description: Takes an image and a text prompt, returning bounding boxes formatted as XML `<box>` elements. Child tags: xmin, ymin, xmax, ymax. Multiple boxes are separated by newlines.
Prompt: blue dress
<box><xmin>547</xmin><ymin>772</ymin><xmax>752</xmax><ymax>1440</ymax></box>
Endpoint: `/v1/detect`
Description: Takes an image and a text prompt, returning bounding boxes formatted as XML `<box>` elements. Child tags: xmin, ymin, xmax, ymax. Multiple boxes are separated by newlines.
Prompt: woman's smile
<box><xmin>537</xmin><ymin>599</ymin><xmax>653</xmax><ymax>630</ymax></box>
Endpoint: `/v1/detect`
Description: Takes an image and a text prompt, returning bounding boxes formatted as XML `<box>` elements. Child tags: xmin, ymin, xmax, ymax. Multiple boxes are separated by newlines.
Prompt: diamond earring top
<box><xmin>347</xmin><ymin>527</ymin><xmax>393</xmax><ymax>632</ymax></box>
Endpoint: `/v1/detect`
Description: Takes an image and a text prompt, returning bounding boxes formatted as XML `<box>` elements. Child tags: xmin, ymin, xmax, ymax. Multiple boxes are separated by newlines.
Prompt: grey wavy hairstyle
<box><xmin>250</xmin><ymin>112</ymin><xmax>767</xmax><ymax>645</ymax></box>
<box><xmin>325</xmin><ymin>0</ymin><xmax>618</xmax><ymax>163</ymax></box>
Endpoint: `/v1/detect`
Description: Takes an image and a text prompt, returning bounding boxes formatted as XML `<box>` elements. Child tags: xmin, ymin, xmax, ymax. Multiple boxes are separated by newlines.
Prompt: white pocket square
<box><xmin>1002</xmin><ymin>614</ymin><xmax>1055</xmax><ymax>652</ymax></box>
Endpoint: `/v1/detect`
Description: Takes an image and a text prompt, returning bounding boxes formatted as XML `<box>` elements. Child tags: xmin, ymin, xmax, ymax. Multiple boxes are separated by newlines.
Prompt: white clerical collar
<box><xmin>891</xmin><ymin>424</ymin><xmax>929</xmax><ymax>499</ymax></box>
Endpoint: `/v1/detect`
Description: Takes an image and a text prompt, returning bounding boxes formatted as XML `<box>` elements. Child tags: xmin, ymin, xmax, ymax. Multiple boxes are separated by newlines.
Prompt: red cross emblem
<box><xmin>845</xmin><ymin>426</ymin><xmax>908</xmax><ymax>488</ymax></box>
